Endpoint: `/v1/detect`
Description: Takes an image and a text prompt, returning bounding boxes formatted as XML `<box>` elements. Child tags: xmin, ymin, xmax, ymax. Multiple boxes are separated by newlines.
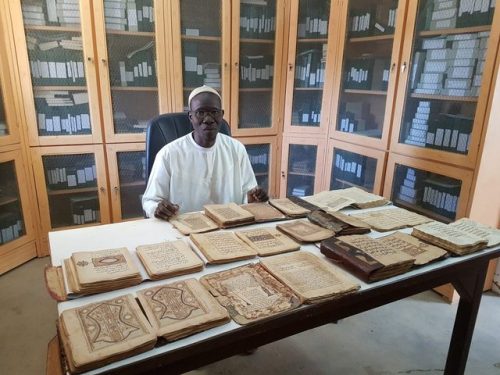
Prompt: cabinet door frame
<box><xmin>93</xmin><ymin>0</ymin><xmax>169</xmax><ymax>143</ymax></box>
<box><xmin>170</xmin><ymin>0</ymin><xmax>231</xmax><ymax>112</ymax></box>
<box><xmin>389</xmin><ymin>2</ymin><xmax>500</xmax><ymax>169</ymax></box>
<box><xmin>0</xmin><ymin>148</ymin><xmax>37</xmax><ymax>258</ymax></box>
<box><xmin>230</xmin><ymin>0</ymin><xmax>287</xmax><ymax>137</ymax></box>
<box><xmin>282</xmin><ymin>0</ymin><xmax>340</xmax><ymax>136</ymax></box>
<box><xmin>10</xmin><ymin>0</ymin><xmax>103</xmax><ymax>146</ymax></box>
<box><xmin>328</xmin><ymin>0</ymin><xmax>408</xmax><ymax>150</ymax></box>
<box><xmin>32</xmin><ymin>144</ymin><xmax>111</xmax><ymax>234</ymax></box>
<box><xmin>106</xmin><ymin>142</ymin><xmax>146</xmax><ymax>222</ymax></box>
<box><xmin>383</xmin><ymin>152</ymin><xmax>474</xmax><ymax>221</ymax></box>
<box><xmin>237</xmin><ymin>135</ymin><xmax>279</xmax><ymax>198</ymax></box>
<box><xmin>323</xmin><ymin>139</ymin><xmax>387</xmax><ymax>194</ymax></box>
<box><xmin>280</xmin><ymin>135</ymin><xmax>327</xmax><ymax>198</ymax></box>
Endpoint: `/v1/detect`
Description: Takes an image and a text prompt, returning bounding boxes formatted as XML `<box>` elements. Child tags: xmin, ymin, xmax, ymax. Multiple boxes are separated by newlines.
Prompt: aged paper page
<box><xmin>239</xmin><ymin>203</ymin><xmax>286</xmax><ymax>222</ymax></box>
<box><xmin>136</xmin><ymin>240</ymin><xmax>203</xmax><ymax>279</ymax></box>
<box><xmin>235</xmin><ymin>227</ymin><xmax>300</xmax><ymax>256</ymax></box>
<box><xmin>378</xmin><ymin>232</ymin><xmax>447</xmax><ymax>266</ymax></box>
<box><xmin>136</xmin><ymin>278</ymin><xmax>229</xmax><ymax>341</ymax></box>
<box><xmin>70</xmin><ymin>247</ymin><xmax>141</xmax><ymax>285</ymax></box>
<box><xmin>200</xmin><ymin>263</ymin><xmax>301</xmax><ymax>325</ymax></box>
<box><xmin>450</xmin><ymin>218</ymin><xmax>500</xmax><ymax>247</ymax></box>
<box><xmin>276</xmin><ymin>220</ymin><xmax>335</xmax><ymax>242</ymax></box>
<box><xmin>331</xmin><ymin>187</ymin><xmax>390</xmax><ymax>208</ymax></box>
<box><xmin>170</xmin><ymin>212</ymin><xmax>218</xmax><ymax>235</ymax></box>
<box><xmin>302</xmin><ymin>191</ymin><xmax>355</xmax><ymax>212</ymax></box>
<box><xmin>268</xmin><ymin>198</ymin><xmax>310</xmax><ymax>217</ymax></box>
<box><xmin>351</xmin><ymin>207</ymin><xmax>431</xmax><ymax>231</ymax></box>
<box><xmin>204</xmin><ymin>203</ymin><xmax>254</xmax><ymax>227</ymax></box>
<box><xmin>190</xmin><ymin>231</ymin><xmax>257</xmax><ymax>263</ymax></box>
<box><xmin>261</xmin><ymin>252</ymin><xmax>360</xmax><ymax>303</ymax></box>
<box><xmin>338</xmin><ymin>235</ymin><xmax>414</xmax><ymax>266</ymax></box>
<box><xmin>60</xmin><ymin>294</ymin><xmax>156</xmax><ymax>372</ymax></box>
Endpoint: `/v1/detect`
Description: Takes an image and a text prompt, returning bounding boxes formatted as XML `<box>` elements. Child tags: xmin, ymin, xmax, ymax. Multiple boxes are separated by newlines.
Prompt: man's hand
<box><xmin>247</xmin><ymin>186</ymin><xmax>269</xmax><ymax>203</ymax></box>
<box><xmin>154</xmin><ymin>200</ymin><xmax>179</xmax><ymax>221</ymax></box>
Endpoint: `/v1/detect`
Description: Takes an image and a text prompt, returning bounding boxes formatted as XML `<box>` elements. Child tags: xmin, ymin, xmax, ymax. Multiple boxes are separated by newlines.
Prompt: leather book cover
<box><xmin>308</xmin><ymin>210</ymin><xmax>371</xmax><ymax>235</ymax></box>
<box><xmin>320</xmin><ymin>237</ymin><xmax>385</xmax><ymax>282</ymax></box>
<box><xmin>288</xmin><ymin>196</ymin><xmax>322</xmax><ymax>212</ymax></box>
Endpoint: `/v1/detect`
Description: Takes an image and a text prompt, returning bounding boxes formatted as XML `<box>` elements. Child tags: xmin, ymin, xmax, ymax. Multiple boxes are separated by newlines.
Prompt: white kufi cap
<box><xmin>188</xmin><ymin>85</ymin><xmax>221</xmax><ymax>108</ymax></box>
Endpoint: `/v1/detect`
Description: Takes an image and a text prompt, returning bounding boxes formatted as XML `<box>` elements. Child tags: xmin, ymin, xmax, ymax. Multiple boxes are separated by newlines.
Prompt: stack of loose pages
<box><xmin>136</xmin><ymin>279</ymin><xmax>230</xmax><ymax>341</ymax></box>
<box><xmin>412</xmin><ymin>218</ymin><xmax>500</xmax><ymax>255</ymax></box>
<box><xmin>350</xmin><ymin>206</ymin><xmax>432</xmax><ymax>231</ymax></box>
<box><xmin>235</xmin><ymin>227</ymin><xmax>301</xmax><ymax>256</ymax></box>
<box><xmin>276</xmin><ymin>220</ymin><xmax>335</xmax><ymax>243</ymax></box>
<box><xmin>170</xmin><ymin>212</ymin><xmax>218</xmax><ymax>235</ymax></box>
<box><xmin>59</xmin><ymin>294</ymin><xmax>157</xmax><ymax>373</ymax></box>
<box><xmin>64</xmin><ymin>248</ymin><xmax>142</xmax><ymax>295</ymax></box>
<box><xmin>327</xmin><ymin>187</ymin><xmax>390</xmax><ymax>209</ymax></box>
<box><xmin>190</xmin><ymin>231</ymin><xmax>257</xmax><ymax>264</ymax></box>
<box><xmin>269</xmin><ymin>198</ymin><xmax>311</xmax><ymax>217</ymax></box>
<box><xmin>204</xmin><ymin>203</ymin><xmax>255</xmax><ymax>228</ymax></box>
<box><xmin>136</xmin><ymin>240</ymin><xmax>203</xmax><ymax>280</ymax></box>
<box><xmin>239</xmin><ymin>202</ymin><xmax>286</xmax><ymax>222</ymax></box>
<box><xmin>307</xmin><ymin>210</ymin><xmax>370</xmax><ymax>235</ymax></box>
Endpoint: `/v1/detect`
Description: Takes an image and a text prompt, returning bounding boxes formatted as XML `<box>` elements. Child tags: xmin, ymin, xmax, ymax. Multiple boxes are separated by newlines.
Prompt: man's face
<box><xmin>188</xmin><ymin>92</ymin><xmax>224</xmax><ymax>142</ymax></box>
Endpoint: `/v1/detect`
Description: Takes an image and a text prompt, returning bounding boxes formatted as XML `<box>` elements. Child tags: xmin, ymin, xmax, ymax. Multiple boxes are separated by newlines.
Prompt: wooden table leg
<box><xmin>444</xmin><ymin>261</ymin><xmax>489</xmax><ymax>375</ymax></box>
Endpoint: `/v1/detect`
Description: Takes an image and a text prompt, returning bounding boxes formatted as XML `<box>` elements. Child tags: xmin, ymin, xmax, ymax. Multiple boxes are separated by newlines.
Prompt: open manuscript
<box><xmin>235</xmin><ymin>227</ymin><xmax>301</xmax><ymax>256</ymax></box>
<box><xmin>190</xmin><ymin>231</ymin><xmax>257</xmax><ymax>264</ymax></box>
<box><xmin>136</xmin><ymin>240</ymin><xmax>203</xmax><ymax>280</ymax></box>
<box><xmin>170</xmin><ymin>212</ymin><xmax>218</xmax><ymax>235</ymax></box>
<box><xmin>412</xmin><ymin>218</ymin><xmax>500</xmax><ymax>255</ymax></box>
<box><xmin>261</xmin><ymin>252</ymin><xmax>360</xmax><ymax>303</ymax></box>
<box><xmin>302</xmin><ymin>190</ymin><xmax>356</xmax><ymax>212</ymax></box>
<box><xmin>320</xmin><ymin>235</ymin><xmax>415</xmax><ymax>282</ymax></box>
<box><xmin>268</xmin><ymin>198</ymin><xmax>311</xmax><ymax>217</ymax></box>
<box><xmin>200</xmin><ymin>263</ymin><xmax>301</xmax><ymax>325</ymax></box>
<box><xmin>64</xmin><ymin>247</ymin><xmax>142</xmax><ymax>295</ymax></box>
<box><xmin>276</xmin><ymin>220</ymin><xmax>335</xmax><ymax>243</ymax></box>
<box><xmin>204</xmin><ymin>202</ymin><xmax>255</xmax><ymax>228</ymax></box>
<box><xmin>350</xmin><ymin>206</ymin><xmax>432</xmax><ymax>231</ymax></box>
<box><xmin>328</xmin><ymin>187</ymin><xmax>390</xmax><ymax>209</ymax></box>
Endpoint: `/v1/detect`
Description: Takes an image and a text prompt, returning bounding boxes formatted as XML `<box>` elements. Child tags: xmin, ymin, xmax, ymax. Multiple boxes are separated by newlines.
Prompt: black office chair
<box><xmin>145</xmin><ymin>112</ymin><xmax>231</xmax><ymax>182</ymax></box>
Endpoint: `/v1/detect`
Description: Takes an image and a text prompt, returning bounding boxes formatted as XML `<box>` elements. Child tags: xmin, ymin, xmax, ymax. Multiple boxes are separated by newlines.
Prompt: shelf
<box><xmin>394</xmin><ymin>199</ymin><xmax>453</xmax><ymax>224</ymax></box>
<box><xmin>24</xmin><ymin>25</ymin><xmax>80</xmax><ymax>33</ymax></box>
<box><xmin>0</xmin><ymin>196</ymin><xmax>18</xmax><ymax>206</ymax></box>
<box><xmin>34</xmin><ymin>86</ymin><xmax>87</xmax><ymax>91</ymax></box>
<box><xmin>254</xmin><ymin>172</ymin><xmax>269</xmax><ymax>177</ymax></box>
<box><xmin>344</xmin><ymin>89</ymin><xmax>387</xmax><ymax>96</ymax></box>
<box><xmin>47</xmin><ymin>186</ymin><xmax>97</xmax><ymax>196</ymax></box>
<box><xmin>181</xmin><ymin>35</ymin><xmax>221</xmax><ymax>42</ymax></box>
<box><xmin>239</xmin><ymin>87</ymin><xmax>273</xmax><ymax>92</ymax></box>
<box><xmin>333</xmin><ymin>178</ymin><xmax>369</xmax><ymax>191</ymax></box>
<box><xmin>294</xmin><ymin>87</ymin><xmax>324</xmax><ymax>91</ymax></box>
<box><xmin>297</xmin><ymin>38</ymin><xmax>328</xmax><ymax>43</ymax></box>
<box><xmin>107</xmin><ymin>30</ymin><xmax>154</xmax><ymax>37</ymax></box>
<box><xmin>240</xmin><ymin>38</ymin><xmax>274</xmax><ymax>44</ymax></box>
<box><xmin>418</xmin><ymin>25</ymin><xmax>491</xmax><ymax>37</ymax></box>
<box><xmin>121</xmin><ymin>181</ymin><xmax>146</xmax><ymax>188</ymax></box>
<box><xmin>238</xmin><ymin>124</ymin><xmax>271</xmax><ymax>129</ymax></box>
<box><xmin>111</xmin><ymin>86</ymin><xmax>158</xmax><ymax>92</ymax></box>
<box><xmin>410</xmin><ymin>93</ymin><xmax>477</xmax><ymax>102</ymax></box>
<box><xmin>349</xmin><ymin>34</ymin><xmax>394</xmax><ymax>43</ymax></box>
<box><xmin>288</xmin><ymin>171</ymin><xmax>315</xmax><ymax>177</ymax></box>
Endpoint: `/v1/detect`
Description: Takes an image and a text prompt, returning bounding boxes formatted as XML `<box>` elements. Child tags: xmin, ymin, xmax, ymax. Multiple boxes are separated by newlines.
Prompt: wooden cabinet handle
<box><xmin>113</xmin><ymin>186</ymin><xmax>119</xmax><ymax>193</ymax></box>
<box><xmin>101</xmin><ymin>58</ymin><xmax>107</xmax><ymax>64</ymax></box>
<box><xmin>289</xmin><ymin>63</ymin><xmax>293</xmax><ymax>71</ymax></box>
<box><xmin>401</xmin><ymin>62</ymin><xmax>407</xmax><ymax>73</ymax></box>
<box><xmin>99</xmin><ymin>187</ymin><xmax>105</xmax><ymax>193</ymax></box>
<box><xmin>281</xmin><ymin>171</ymin><xmax>285</xmax><ymax>178</ymax></box>
<box><xmin>391</xmin><ymin>62</ymin><xmax>396</xmax><ymax>72</ymax></box>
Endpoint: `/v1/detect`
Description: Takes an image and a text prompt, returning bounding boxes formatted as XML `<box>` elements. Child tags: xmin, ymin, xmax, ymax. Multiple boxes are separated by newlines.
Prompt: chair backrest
<box><xmin>145</xmin><ymin>112</ymin><xmax>231</xmax><ymax>182</ymax></box>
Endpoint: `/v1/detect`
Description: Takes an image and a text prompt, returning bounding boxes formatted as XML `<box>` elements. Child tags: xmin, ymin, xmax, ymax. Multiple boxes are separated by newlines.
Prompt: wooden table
<box><xmin>49</xmin><ymin>217</ymin><xmax>500</xmax><ymax>375</ymax></box>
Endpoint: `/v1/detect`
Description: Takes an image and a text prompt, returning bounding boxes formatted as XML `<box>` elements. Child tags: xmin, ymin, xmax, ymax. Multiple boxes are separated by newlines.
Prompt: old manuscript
<box><xmin>377</xmin><ymin>232</ymin><xmax>448</xmax><ymax>266</ymax></box>
<box><xmin>136</xmin><ymin>240</ymin><xmax>203</xmax><ymax>280</ymax></box>
<box><xmin>350</xmin><ymin>207</ymin><xmax>432</xmax><ymax>231</ymax></box>
<box><xmin>204</xmin><ymin>202</ymin><xmax>255</xmax><ymax>228</ymax></box>
<box><xmin>136</xmin><ymin>278</ymin><xmax>230</xmax><ymax>342</ymax></box>
<box><xmin>412</xmin><ymin>220</ymin><xmax>489</xmax><ymax>255</ymax></box>
<box><xmin>59</xmin><ymin>294</ymin><xmax>156</xmax><ymax>373</ymax></box>
<box><xmin>170</xmin><ymin>212</ymin><xmax>218</xmax><ymax>235</ymax></box>
<box><xmin>450</xmin><ymin>218</ymin><xmax>500</xmax><ymax>247</ymax></box>
<box><xmin>330</xmin><ymin>187</ymin><xmax>390</xmax><ymax>209</ymax></box>
<box><xmin>239</xmin><ymin>202</ymin><xmax>286</xmax><ymax>223</ymax></box>
<box><xmin>268</xmin><ymin>198</ymin><xmax>311</xmax><ymax>217</ymax></box>
<box><xmin>276</xmin><ymin>220</ymin><xmax>335</xmax><ymax>243</ymax></box>
<box><xmin>64</xmin><ymin>247</ymin><xmax>142</xmax><ymax>295</ymax></box>
<box><xmin>235</xmin><ymin>227</ymin><xmax>301</xmax><ymax>256</ymax></box>
<box><xmin>302</xmin><ymin>190</ymin><xmax>355</xmax><ymax>212</ymax></box>
<box><xmin>321</xmin><ymin>235</ymin><xmax>415</xmax><ymax>282</ymax></box>
<box><xmin>307</xmin><ymin>210</ymin><xmax>371</xmax><ymax>235</ymax></box>
<box><xmin>200</xmin><ymin>263</ymin><xmax>301</xmax><ymax>325</ymax></box>
<box><xmin>190</xmin><ymin>231</ymin><xmax>257</xmax><ymax>264</ymax></box>
<box><xmin>261</xmin><ymin>252</ymin><xmax>360</xmax><ymax>303</ymax></box>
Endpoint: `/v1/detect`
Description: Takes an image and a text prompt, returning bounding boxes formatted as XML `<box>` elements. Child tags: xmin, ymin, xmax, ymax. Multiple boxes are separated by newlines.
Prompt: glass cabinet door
<box><xmin>284</xmin><ymin>0</ymin><xmax>337</xmax><ymax>135</ymax></box>
<box><xmin>107</xmin><ymin>144</ymin><xmax>146</xmax><ymax>221</ymax></box>
<box><xmin>33</xmin><ymin>146</ymin><xmax>110</xmax><ymax>231</ymax></box>
<box><xmin>94</xmin><ymin>0</ymin><xmax>162</xmax><ymax>142</ymax></box>
<box><xmin>391</xmin><ymin>0</ymin><xmax>497</xmax><ymax>167</ymax></box>
<box><xmin>171</xmin><ymin>0</ymin><xmax>228</xmax><ymax>110</ymax></box>
<box><xmin>230</xmin><ymin>0</ymin><xmax>285</xmax><ymax>136</ymax></box>
<box><xmin>332</xmin><ymin>0</ymin><xmax>404</xmax><ymax>148</ymax></box>
<box><xmin>244</xmin><ymin>144</ymin><xmax>271</xmax><ymax>194</ymax></box>
<box><xmin>325</xmin><ymin>140</ymin><xmax>386</xmax><ymax>194</ymax></box>
<box><xmin>0</xmin><ymin>160</ymin><xmax>26</xmax><ymax>246</ymax></box>
<box><xmin>17</xmin><ymin>0</ymin><xmax>100</xmax><ymax>145</ymax></box>
<box><xmin>385</xmin><ymin>154</ymin><xmax>474</xmax><ymax>222</ymax></box>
